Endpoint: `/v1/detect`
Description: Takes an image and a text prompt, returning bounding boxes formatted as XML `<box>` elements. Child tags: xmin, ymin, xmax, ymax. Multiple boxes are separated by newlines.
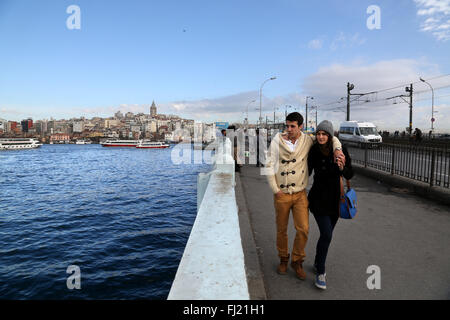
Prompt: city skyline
<box><xmin>0</xmin><ymin>0</ymin><xmax>449</xmax><ymax>132</ymax></box>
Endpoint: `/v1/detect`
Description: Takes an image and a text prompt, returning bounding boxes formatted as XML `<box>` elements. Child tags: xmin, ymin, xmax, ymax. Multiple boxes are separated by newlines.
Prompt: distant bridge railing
<box><xmin>349</xmin><ymin>143</ymin><xmax>450</xmax><ymax>189</ymax></box>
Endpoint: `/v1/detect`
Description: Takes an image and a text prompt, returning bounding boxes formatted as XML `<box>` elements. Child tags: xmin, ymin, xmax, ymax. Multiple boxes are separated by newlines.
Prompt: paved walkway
<box><xmin>236</xmin><ymin>165</ymin><xmax>450</xmax><ymax>299</ymax></box>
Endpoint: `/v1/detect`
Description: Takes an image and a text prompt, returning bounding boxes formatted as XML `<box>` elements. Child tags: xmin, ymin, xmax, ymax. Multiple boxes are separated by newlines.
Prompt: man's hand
<box><xmin>276</xmin><ymin>191</ymin><xmax>284</xmax><ymax>199</ymax></box>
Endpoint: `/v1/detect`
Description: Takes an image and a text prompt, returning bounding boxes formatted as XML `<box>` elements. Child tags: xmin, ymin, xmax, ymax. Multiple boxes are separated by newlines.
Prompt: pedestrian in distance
<box><xmin>413</xmin><ymin>128</ymin><xmax>422</xmax><ymax>144</ymax></box>
<box><xmin>307</xmin><ymin>120</ymin><xmax>354</xmax><ymax>290</ymax></box>
<box><xmin>226</xmin><ymin>125</ymin><xmax>241</xmax><ymax>173</ymax></box>
<box><xmin>265</xmin><ymin>112</ymin><xmax>345</xmax><ymax>281</ymax></box>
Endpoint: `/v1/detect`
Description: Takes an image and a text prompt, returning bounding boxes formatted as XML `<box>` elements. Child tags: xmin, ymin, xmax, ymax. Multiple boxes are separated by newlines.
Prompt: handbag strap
<box><xmin>340</xmin><ymin>176</ymin><xmax>352</xmax><ymax>198</ymax></box>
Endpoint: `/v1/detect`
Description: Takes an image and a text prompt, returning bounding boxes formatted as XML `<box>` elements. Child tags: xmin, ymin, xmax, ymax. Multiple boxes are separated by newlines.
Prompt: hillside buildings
<box><xmin>0</xmin><ymin>102</ymin><xmax>217</xmax><ymax>143</ymax></box>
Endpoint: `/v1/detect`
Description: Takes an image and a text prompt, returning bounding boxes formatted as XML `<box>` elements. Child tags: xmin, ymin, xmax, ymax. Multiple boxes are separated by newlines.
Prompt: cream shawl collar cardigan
<box><xmin>265</xmin><ymin>132</ymin><xmax>342</xmax><ymax>194</ymax></box>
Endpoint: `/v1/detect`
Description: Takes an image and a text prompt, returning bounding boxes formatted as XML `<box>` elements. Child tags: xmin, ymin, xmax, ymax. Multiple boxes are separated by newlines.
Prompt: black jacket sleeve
<box><xmin>308</xmin><ymin>146</ymin><xmax>315</xmax><ymax>176</ymax></box>
<box><xmin>341</xmin><ymin>146</ymin><xmax>354</xmax><ymax>180</ymax></box>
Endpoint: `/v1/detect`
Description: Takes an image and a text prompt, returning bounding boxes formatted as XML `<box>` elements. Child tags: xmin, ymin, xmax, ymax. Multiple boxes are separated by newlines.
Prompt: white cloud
<box><xmin>308</xmin><ymin>39</ymin><xmax>323</xmax><ymax>49</ymax></box>
<box><xmin>301</xmin><ymin>59</ymin><xmax>450</xmax><ymax>132</ymax></box>
<box><xmin>415</xmin><ymin>0</ymin><xmax>450</xmax><ymax>41</ymax></box>
<box><xmin>3</xmin><ymin>58</ymin><xmax>448</xmax><ymax>133</ymax></box>
<box><xmin>330</xmin><ymin>32</ymin><xmax>366</xmax><ymax>51</ymax></box>
<box><xmin>70</xmin><ymin>60</ymin><xmax>448</xmax><ymax>132</ymax></box>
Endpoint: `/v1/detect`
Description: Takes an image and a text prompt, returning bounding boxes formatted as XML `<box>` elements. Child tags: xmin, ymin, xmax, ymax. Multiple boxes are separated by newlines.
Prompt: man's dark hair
<box><xmin>286</xmin><ymin>112</ymin><xmax>303</xmax><ymax>126</ymax></box>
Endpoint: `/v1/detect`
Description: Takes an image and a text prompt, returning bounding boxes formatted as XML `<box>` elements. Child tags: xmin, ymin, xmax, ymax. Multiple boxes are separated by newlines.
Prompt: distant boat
<box><xmin>0</xmin><ymin>138</ymin><xmax>42</xmax><ymax>150</ymax></box>
<box><xmin>136</xmin><ymin>141</ymin><xmax>170</xmax><ymax>149</ymax></box>
<box><xmin>75</xmin><ymin>139</ymin><xmax>92</xmax><ymax>145</ymax></box>
<box><xmin>100</xmin><ymin>140</ymin><xmax>140</xmax><ymax>147</ymax></box>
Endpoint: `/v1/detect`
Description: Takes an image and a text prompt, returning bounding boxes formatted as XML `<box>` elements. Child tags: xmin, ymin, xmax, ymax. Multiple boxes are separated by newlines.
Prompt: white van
<box><xmin>338</xmin><ymin>121</ymin><xmax>382</xmax><ymax>148</ymax></box>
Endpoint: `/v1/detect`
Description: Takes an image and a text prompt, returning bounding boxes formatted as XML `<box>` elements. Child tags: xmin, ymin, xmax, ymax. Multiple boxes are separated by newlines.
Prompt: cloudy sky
<box><xmin>0</xmin><ymin>0</ymin><xmax>449</xmax><ymax>132</ymax></box>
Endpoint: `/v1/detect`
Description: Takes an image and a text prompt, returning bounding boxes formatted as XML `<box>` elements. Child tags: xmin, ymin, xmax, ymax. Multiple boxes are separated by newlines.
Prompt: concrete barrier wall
<box><xmin>168</xmin><ymin>138</ymin><xmax>250</xmax><ymax>300</ymax></box>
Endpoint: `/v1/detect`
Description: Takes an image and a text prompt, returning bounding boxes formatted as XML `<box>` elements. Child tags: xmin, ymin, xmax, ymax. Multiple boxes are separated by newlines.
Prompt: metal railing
<box><xmin>349</xmin><ymin>143</ymin><xmax>450</xmax><ymax>189</ymax></box>
<box><xmin>381</xmin><ymin>136</ymin><xmax>450</xmax><ymax>148</ymax></box>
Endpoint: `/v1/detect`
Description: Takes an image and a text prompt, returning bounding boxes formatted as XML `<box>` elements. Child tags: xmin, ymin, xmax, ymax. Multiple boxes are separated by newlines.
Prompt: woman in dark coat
<box><xmin>307</xmin><ymin>120</ymin><xmax>353</xmax><ymax>290</ymax></box>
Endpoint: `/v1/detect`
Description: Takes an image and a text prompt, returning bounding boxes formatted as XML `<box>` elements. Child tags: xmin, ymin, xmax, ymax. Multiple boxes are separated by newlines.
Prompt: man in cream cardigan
<box><xmin>265</xmin><ymin>112</ymin><xmax>344</xmax><ymax>280</ymax></box>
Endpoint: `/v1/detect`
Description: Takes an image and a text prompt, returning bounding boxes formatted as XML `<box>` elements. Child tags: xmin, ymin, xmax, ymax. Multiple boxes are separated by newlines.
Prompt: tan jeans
<box><xmin>274</xmin><ymin>190</ymin><xmax>309</xmax><ymax>263</ymax></box>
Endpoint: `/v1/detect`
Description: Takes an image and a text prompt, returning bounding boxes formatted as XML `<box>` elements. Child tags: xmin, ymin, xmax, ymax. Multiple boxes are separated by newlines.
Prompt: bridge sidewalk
<box><xmin>236</xmin><ymin>165</ymin><xmax>450</xmax><ymax>299</ymax></box>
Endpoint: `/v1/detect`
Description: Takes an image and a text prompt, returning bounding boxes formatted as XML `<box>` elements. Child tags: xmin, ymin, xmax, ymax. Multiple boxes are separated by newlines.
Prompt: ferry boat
<box><xmin>0</xmin><ymin>138</ymin><xmax>43</xmax><ymax>150</ymax></box>
<box><xmin>100</xmin><ymin>140</ymin><xmax>140</xmax><ymax>147</ymax></box>
<box><xmin>75</xmin><ymin>139</ymin><xmax>92</xmax><ymax>145</ymax></box>
<box><xmin>136</xmin><ymin>141</ymin><xmax>170</xmax><ymax>149</ymax></box>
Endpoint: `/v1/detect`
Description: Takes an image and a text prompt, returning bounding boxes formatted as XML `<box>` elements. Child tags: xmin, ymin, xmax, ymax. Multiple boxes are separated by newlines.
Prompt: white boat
<box><xmin>75</xmin><ymin>139</ymin><xmax>92</xmax><ymax>145</ymax></box>
<box><xmin>100</xmin><ymin>139</ymin><xmax>140</xmax><ymax>147</ymax></box>
<box><xmin>0</xmin><ymin>138</ymin><xmax>43</xmax><ymax>150</ymax></box>
<box><xmin>136</xmin><ymin>141</ymin><xmax>170</xmax><ymax>149</ymax></box>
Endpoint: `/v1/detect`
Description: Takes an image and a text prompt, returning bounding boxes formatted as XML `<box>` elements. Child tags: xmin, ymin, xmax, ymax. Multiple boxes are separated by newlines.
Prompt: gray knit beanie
<box><xmin>316</xmin><ymin>120</ymin><xmax>334</xmax><ymax>137</ymax></box>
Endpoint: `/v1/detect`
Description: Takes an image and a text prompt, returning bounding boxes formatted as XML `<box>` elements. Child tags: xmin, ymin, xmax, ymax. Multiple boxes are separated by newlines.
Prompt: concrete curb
<box><xmin>353</xmin><ymin>164</ymin><xmax>450</xmax><ymax>207</ymax></box>
<box><xmin>235</xmin><ymin>172</ymin><xmax>268</xmax><ymax>300</ymax></box>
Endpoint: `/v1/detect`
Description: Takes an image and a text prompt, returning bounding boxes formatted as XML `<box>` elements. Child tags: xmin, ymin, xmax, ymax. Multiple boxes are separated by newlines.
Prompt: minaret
<box><xmin>150</xmin><ymin>101</ymin><xmax>157</xmax><ymax>118</ymax></box>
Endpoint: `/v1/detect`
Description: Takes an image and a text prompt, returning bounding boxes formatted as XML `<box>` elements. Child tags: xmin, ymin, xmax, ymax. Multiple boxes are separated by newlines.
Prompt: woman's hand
<box><xmin>336</xmin><ymin>156</ymin><xmax>345</xmax><ymax>171</ymax></box>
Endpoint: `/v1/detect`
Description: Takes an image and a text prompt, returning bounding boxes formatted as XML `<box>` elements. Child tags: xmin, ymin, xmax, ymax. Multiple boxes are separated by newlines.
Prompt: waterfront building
<box><xmin>50</xmin><ymin>133</ymin><xmax>70</xmax><ymax>144</ymax></box>
<box><xmin>114</xmin><ymin>111</ymin><xmax>124</xmax><ymax>119</ymax></box>
<box><xmin>125</xmin><ymin>112</ymin><xmax>134</xmax><ymax>119</ymax></box>
<box><xmin>21</xmin><ymin>119</ymin><xmax>33</xmax><ymax>133</ymax></box>
<box><xmin>0</xmin><ymin>118</ymin><xmax>6</xmax><ymax>132</ymax></box>
<box><xmin>145</xmin><ymin>120</ymin><xmax>157</xmax><ymax>133</ymax></box>
<box><xmin>159</xmin><ymin>125</ymin><xmax>169</xmax><ymax>134</ymax></box>
<box><xmin>104</xmin><ymin>119</ymin><xmax>120</xmax><ymax>129</ymax></box>
<box><xmin>73</xmin><ymin>121</ymin><xmax>85</xmax><ymax>133</ymax></box>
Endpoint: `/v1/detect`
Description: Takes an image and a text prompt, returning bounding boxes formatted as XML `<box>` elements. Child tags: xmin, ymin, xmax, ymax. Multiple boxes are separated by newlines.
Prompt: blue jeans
<box><xmin>313</xmin><ymin>213</ymin><xmax>339</xmax><ymax>274</ymax></box>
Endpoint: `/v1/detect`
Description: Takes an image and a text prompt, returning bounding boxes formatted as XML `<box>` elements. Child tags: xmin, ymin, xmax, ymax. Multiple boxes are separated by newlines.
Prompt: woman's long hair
<box><xmin>316</xmin><ymin>131</ymin><xmax>333</xmax><ymax>156</ymax></box>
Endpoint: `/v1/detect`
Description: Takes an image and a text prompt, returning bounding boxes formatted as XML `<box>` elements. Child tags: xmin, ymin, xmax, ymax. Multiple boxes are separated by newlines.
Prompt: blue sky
<box><xmin>0</xmin><ymin>0</ymin><xmax>449</xmax><ymax>131</ymax></box>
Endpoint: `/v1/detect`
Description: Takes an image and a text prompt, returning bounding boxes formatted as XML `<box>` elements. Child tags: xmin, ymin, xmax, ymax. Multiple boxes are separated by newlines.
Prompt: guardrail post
<box><xmin>430</xmin><ymin>148</ymin><xmax>436</xmax><ymax>187</ymax></box>
<box><xmin>364</xmin><ymin>143</ymin><xmax>368</xmax><ymax>168</ymax></box>
<box><xmin>256</xmin><ymin>128</ymin><xmax>260</xmax><ymax>167</ymax></box>
<box><xmin>391</xmin><ymin>146</ymin><xmax>395</xmax><ymax>175</ymax></box>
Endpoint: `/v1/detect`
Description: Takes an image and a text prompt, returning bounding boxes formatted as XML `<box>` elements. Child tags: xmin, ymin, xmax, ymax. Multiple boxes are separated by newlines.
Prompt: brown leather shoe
<box><xmin>290</xmin><ymin>260</ymin><xmax>306</xmax><ymax>280</ymax></box>
<box><xmin>277</xmin><ymin>255</ymin><xmax>290</xmax><ymax>275</ymax></box>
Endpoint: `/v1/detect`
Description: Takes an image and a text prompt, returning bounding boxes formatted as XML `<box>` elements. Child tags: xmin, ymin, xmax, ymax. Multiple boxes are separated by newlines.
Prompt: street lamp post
<box><xmin>305</xmin><ymin>96</ymin><xmax>313</xmax><ymax>132</ymax></box>
<box><xmin>257</xmin><ymin>77</ymin><xmax>276</xmax><ymax>167</ymax></box>
<box><xmin>245</xmin><ymin>99</ymin><xmax>256</xmax><ymax>129</ymax></box>
<box><xmin>420</xmin><ymin>77</ymin><xmax>435</xmax><ymax>132</ymax></box>
<box><xmin>284</xmin><ymin>105</ymin><xmax>293</xmax><ymax>118</ymax></box>
<box><xmin>259</xmin><ymin>77</ymin><xmax>276</xmax><ymax>128</ymax></box>
<box><xmin>273</xmin><ymin>106</ymin><xmax>280</xmax><ymax>127</ymax></box>
<box><xmin>310</xmin><ymin>105</ymin><xmax>318</xmax><ymax>131</ymax></box>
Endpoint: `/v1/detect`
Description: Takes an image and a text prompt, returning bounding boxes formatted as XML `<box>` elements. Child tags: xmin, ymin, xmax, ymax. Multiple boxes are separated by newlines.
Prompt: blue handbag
<box><xmin>339</xmin><ymin>177</ymin><xmax>357</xmax><ymax>219</ymax></box>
